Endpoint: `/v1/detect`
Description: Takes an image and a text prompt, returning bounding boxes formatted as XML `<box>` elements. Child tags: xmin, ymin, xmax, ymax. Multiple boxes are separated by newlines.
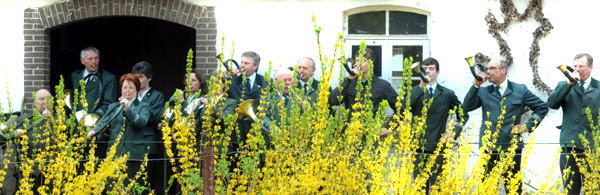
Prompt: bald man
<box><xmin>2</xmin><ymin>89</ymin><xmax>53</xmax><ymax>194</ymax></box>
<box><xmin>296</xmin><ymin>57</ymin><xmax>320</xmax><ymax>103</ymax></box>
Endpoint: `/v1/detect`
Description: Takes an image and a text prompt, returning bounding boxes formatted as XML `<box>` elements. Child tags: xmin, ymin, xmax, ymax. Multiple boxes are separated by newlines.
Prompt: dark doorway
<box><xmin>351</xmin><ymin>45</ymin><xmax>382</xmax><ymax>77</ymax></box>
<box><xmin>50</xmin><ymin>16</ymin><xmax>196</xmax><ymax>98</ymax></box>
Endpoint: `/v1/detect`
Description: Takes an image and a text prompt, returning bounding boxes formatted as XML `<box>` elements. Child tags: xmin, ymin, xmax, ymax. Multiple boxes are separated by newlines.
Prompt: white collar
<box><xmin>138</xmin><ymin>87</ymin><xmax>150</xmax><ymax>101</ymax></box>
<box><xmin>83</xmin><ymin>69</ymin><xmax>95</xmax><ymax>78</ymax></box>
<box><xmin>580</xmin><ymin>77</ymin><xmax>592</xmax><ymax>90</ymax></box>
<box><xmin>245</xmin><ymin>73</ymin><xmax>257</xmax><ymax>89</ymax></box>
<box><xmin>495</xmin><ymin>80</ymin><xmax>508</xmax><ymax>96</ymax></box>
<box><xmin>425</xmin><ymin>83</ymin><xmax>437</xmax><ymax>92</ymax></box>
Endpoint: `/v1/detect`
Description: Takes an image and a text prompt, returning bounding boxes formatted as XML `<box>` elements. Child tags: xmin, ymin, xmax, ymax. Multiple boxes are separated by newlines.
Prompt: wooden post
<box><xmin>202</xmin><ymin>147</ymin><xmax>215</xmax><ymax>195</ymax></box>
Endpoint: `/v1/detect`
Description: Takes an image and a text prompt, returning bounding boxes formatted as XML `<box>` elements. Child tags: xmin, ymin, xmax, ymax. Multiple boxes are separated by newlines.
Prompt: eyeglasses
<box><xmin>486</xmin><ymin>66</ymin><xmax>501</xmax><ymax>71</ymax></box>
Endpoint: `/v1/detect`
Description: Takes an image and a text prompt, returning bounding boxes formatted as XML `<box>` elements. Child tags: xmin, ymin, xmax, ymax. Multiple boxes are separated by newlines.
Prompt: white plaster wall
<box><xmin>2</xmin><ymin>0</ymin><xmax>600</xmax><ymax>192</ymax></box>
<box><xmin>0</xmin><ymin>0</ymin><xmax>61</xmax><ymax>113</ymax></box>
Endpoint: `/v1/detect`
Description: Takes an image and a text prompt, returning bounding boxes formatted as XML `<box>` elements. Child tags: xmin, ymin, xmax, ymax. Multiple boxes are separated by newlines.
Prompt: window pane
<box><xmin>389</xmin><ymin>11</ymin><xmax>427</xmax><ymax>35</ymax></box>
<box><xmin>348</xmin><ymin>11</ymin><xmax>386</xmax><ymax>35</ymax></box>
<box><xmin>391</xmin><ymin>45</ymin><xmax>422</xmax><ymax>78</ymax></box>
<box><xmin>351</xmin><ymin>45</ymin><xmax>382</xmax><ymax>77</ymax></box>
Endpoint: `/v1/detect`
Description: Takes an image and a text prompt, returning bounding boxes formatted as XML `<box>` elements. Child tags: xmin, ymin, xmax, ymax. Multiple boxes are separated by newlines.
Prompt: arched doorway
<box><xmin>50</xmin><ymin>16</ymin><xmax>195</xmax><ymax>97</ymax></box>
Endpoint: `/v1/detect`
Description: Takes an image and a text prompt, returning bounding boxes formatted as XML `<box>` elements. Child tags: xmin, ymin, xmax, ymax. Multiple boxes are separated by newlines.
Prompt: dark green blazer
<box><xmin>92</xmin><ymin>100</ymin><xmax>150</xmax><ymax>159</ymax></box>
<box><xmin>297</xmin><ymin>78</ymin><xmax>321</xmax><ymax>104</ymax></box>
<box><xmin>230</xmin><ymin>74</ymin><xmax>267</xmax><ymax>146</ymax></box>
<box><xmin>329</xmin><ymin>77</ymin><xmax>398</xmax><ymax>116</ymax></box>
<box><xmin>12</xmin><ymin>113</ymin><xmax>53</xmax><ymax>177</ymax></box>
<box><xmin>263</xmin><ymin>93</ymin><xmax>300</xmax><ymax>129</ymax></box>
<box><xmin>196</xmin><ymin>95</ymin><xmax>238</xmax><ymax>150</ymax></box>
<box><xmin>71</xmin><ymin>68</ymin><xmax>118</xmax><ymax>116</ymax></box>
<box><xmin>410</xmin><ymin>84</ymin><xmax>469</xmax><ymax>151</ymax></box>
<box><xmin>138</xmin><ymin>88</ymin><xmax>165</xmax><ymax>154</ymax></box>
<box><xmin>463</xmin><ymin>80</ymin><xmax>548</xmax><ymax>151</ymax></box>
<box><xmin>547</xmin><ymin>79</ymin><xmax>600</xmax><ymax>149</ymax></box>
<box><xmin>261</xmin><ymin>92</ymin><xmax>304</xmax><ymax>147</ymax></box>
<box><xmin>231</xmin><ymin>73</ymin><xmax>267</xmax><ymax>101</ymax></box>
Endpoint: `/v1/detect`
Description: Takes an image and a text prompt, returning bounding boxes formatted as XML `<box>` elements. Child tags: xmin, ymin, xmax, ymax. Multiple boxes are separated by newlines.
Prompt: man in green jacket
<box><xmin>71</xmin><ymin>47</ymin><xmax>117</xmax><ymax>160</ymax></box>
<box><xmin>1</xmin><ymin>89</ymin><xmax>53</xmax><ymax>194</ymax></box>
<box><xmin>296</xmin><ymin>57</ymin><xmax>321</xmax><ymax>104</ymax></box>
<box><xmin>263</xmin><ymin>68</ymin><xmax>298</xmax><ymax>132</ymax></box>
<box><xmin>409</xmin><ymin>58</ymin><xmax>468</xmax><ymax>194</ymax></box>
<box><xmin>71</xmin><ymin>47</ymin><xmax>118</xmax><ymax>117</ymax></box>
<box><xmin>131</xmin><ymin>61</ymin><xmax>165</xmax><ymax>192</ymax></box>
<box><xmin>547</xmin><ymin>53</ymin><xmax>597</xmax><ymax>195</ymax></box>
<box><xmin>463</xmin><ymin>58</ymin><xmax>548</xmax><ymax>194</ymax></box>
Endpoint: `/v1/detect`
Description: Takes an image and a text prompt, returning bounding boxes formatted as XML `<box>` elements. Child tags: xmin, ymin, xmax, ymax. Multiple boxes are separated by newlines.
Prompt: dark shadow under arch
<box><xmin>50</xmin><ymin>16</ymin><xmax>195</xmax><ymax>97</ymax></box>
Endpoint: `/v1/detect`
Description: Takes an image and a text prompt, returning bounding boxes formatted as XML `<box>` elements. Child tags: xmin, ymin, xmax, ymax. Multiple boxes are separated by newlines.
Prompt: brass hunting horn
<box><xmin>216</xmin><ymin>53</ymin><xmax>240</xmax><ymax>72</ymax></box>
<box><xmin>557</xmin><ymin>64</ymin><xmax>578</xmax><ymax>82</ymax></box>
<box><xmin>339</xmin><ymin>57</ymin><xmax>357</xmax><ymax>76</ymax></box>
<box><xmin>238</xmin><ymin>99</ymin><xmax>271</xmax><ymax>134</ymax></box>
<box><xmin>465</xmin><ymin>56</ymin><xmax>485</xmax><ymax>81</ymax></box>
<box><xmin>411</xmin><ymin>62</ymin><xmax>429</xmax><ymax>83</ymax></box>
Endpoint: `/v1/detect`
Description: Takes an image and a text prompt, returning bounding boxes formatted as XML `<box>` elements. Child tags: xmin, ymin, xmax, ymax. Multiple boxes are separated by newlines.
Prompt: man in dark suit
<box><xmin>263</xmin><ymin>68</ymin><xmax>296</xmax><ymax>131</ymax></box>
<box><xmin>547</xmin><ymin>53</ymin><xmax>597</xmax><ymax>195</ymax></box>
<box><xmin>296</xmin><ymin>57</ymin><xmax>320</xmax><ymax>104</ymax></box>
<box><xmin>1</xmin><ymin>89</ymin><xmax>53</xmax><ymax>194</ymax></box>
<box><xmin>131</xmin><ymin>61</ymin><xmax>165</xmax><ymax>192</ymax></box>
<box><xmin>463</xmin><ymin>58</ymin><xmax>548</xmax><ymax>194</ymax></box>
<box><xmin>229</xmin><ymin>51</ymin><xmax>267</xmax><ymax>153</ymax></box>
<box><xmin>409</xmin><ymin>58</ymin><xmax>468</xmax><ymax>194</ymax></box>
<box><xmin>329</xmin><ymin>48</ymin><xmax>398</xmax><ymax>135</ymax></box>
<box><xmin>71</xmin><ymin>46</ymin><xmax>117</xmax><ymax>160</ymax></box>
<box><xmin>71</xmin><ymin>47</ymin><xmax>118</xmax><ymax>118</ymax></box>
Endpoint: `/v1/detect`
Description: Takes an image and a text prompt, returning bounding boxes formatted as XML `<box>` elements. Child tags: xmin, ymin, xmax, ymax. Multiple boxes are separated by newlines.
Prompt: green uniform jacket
<box><xmin>263</xmin><ymin>93</ymin><xmax>303</xmax><ymax>130</ymax></box>
<box><xmin>547</xmin><ymin>79</ymin><xmax>600</xmax><ymax>149</ymax></box>
<box><xmin>196</xmin><ymin>95</ymin><xmax>238</xmax><ymax>151</ymax></box>
<box><xmin>329</xmin><ymin>77</ymin><xmax>398</xmax><ymax>116</ymax></box>
<box><xmin>463</xmin><ymin>81</ymin><xmax>548</xmax><ymax>151</ymax></box>
<box><xmin>231</xmin><ymin>74</ymin><xmax>267</xmax><ymax>101</ymax></box>
<box><xmin>1</xmin><ymin>113</ymin><xmax>53</xmax><ymax>194</ymax></box>
<box><xmin>92</xmin><ymin>100</ymin><xmax>150</xmax><ymax>160</ymax></box>
<box><xmin>71</xmin><ymin>68</ymin><xmax>118</xmax><ymax>116</ymax></box>
<box><xmin>410</xmin><ymin>85</ymin><xmax>469</xmax><ymax>151</ymax></box>
<box><xmin>138</xmin><ymin>88</ymin><xmax>165</xmax><ymax>155</ymax></box>
<box><xmin>297</xmin><ymin>78</ymin><xmax>321</xmax><ymax>104</ymax></box>
<box><xmin>230</xmin><ymin>74</ymin><xmax>267</xmax><ymax>146</ymax></box>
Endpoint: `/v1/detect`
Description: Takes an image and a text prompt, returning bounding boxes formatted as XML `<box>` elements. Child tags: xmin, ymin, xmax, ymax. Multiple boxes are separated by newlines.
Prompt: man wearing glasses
<box><xmin>463</xmin><ymin>58</ymin><xmax>548</xmax><ymax>194</ymax></box>
<box><xmin>547</xmin><ymin>53</ymin><xmax>597</xmax><ymax>195</ymax></box>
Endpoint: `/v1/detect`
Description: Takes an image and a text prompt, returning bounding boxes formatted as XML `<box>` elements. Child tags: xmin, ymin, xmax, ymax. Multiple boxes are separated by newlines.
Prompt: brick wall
<box><xmin>22</xmin><ymin>0</ymin><xmax>217</xmax><ymax>113</ymax></box>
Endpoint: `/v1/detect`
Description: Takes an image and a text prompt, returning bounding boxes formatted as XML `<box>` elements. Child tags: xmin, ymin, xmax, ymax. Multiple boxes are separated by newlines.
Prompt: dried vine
<box><xmin>485</xmin><ymin>0</ymin><xmax>554</xmax><ymax>94</ymax></box>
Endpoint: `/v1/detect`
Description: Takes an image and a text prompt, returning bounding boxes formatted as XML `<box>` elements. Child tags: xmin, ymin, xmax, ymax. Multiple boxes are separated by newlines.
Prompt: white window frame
<box><xmin>343</xmin><ymin>6</ymin><xmax>431</xmax><ymax>88</ymax></box>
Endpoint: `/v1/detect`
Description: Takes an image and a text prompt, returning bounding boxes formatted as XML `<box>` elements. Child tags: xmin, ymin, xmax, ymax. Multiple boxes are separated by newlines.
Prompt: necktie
<box><xmin>494</xmin><ymin>85</ymin><xmax>501</xmax><ymax>96</ymax></box>
<box><xmin>303</xmin><ymin>83</ymin><xmax>308</xmax><ymax>93</ymax></box>
<box><xmin>426</xmin><ymin>87</ymin><xmax>433</xmax><ymax>99</ymax></box>
<box><xmin>84</xmin><ymin>73</ymin><xmax>96</xmax><ymax>85</ymax></box>
<box><xmin>427</xmin><ymin>87</ymin><xmax>433</xmax><ymax>98</ymax></box>
<box><xmin>245</xmin><ymin>78</ymin><xmax>252</xmax><ymax>93</ymax></box>
<box><xmin>284</xmin><ymin>95</ymin><xmax>290</xmax><ymax>106</ymax></box>
<box><xmin>580</xmin><ymin>81</ymin><xmax>585</xmax><ymax>92</ymax></box>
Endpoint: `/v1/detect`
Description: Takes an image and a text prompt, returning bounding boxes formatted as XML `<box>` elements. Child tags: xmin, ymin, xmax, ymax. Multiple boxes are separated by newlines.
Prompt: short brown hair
<box><xmin>575</xmin><ymin>53</ymin><xmax>593</xmax><ymax>67</ymax></box>
<box><xmin>355</xmin><ymin>47</ymin><xmax>375</xmax><ymax>61</ymax></box>
<box><xmin>119</xmin><ymin>73</ymin><xmax>141</xmax><ymax>92</ymax></box>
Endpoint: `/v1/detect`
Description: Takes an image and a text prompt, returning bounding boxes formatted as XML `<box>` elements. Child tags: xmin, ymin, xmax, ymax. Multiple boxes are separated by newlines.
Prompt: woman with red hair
<box><xmin>89</xmin><ymin>73</ymin><xmax>151</xmax><ymax>187</ymax></box>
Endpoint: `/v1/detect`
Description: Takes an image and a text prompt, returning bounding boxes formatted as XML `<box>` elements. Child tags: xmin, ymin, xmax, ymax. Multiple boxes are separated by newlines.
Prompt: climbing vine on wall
<box><xmin>485</xmin><ymin>0</ymin><xmax>554</xmax><ymax>94</ymax></box>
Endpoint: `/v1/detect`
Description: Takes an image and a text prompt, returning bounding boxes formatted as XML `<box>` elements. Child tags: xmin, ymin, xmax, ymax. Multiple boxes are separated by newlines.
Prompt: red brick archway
<box><xmin>23</xmin><ymin>0</ymin><xmax>217</xmax><ymax>112</ymax></box>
